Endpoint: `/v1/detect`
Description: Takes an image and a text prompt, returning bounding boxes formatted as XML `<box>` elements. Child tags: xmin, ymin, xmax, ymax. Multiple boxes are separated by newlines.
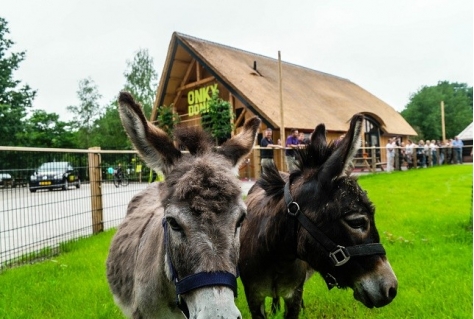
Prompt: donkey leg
<box><xmin>283</xmin><ymin>286</ymin><xmax>304</xmax><ymax>319</ymax></box>
<box><xmin>271</xmin><ymin>297</ymin><xmax>281</xmax><ymax>315</ymax></box>
<box><xmin>244</xmin><ymin>287</ymin><xmax>267</xmax><ymax>319</ymax></box>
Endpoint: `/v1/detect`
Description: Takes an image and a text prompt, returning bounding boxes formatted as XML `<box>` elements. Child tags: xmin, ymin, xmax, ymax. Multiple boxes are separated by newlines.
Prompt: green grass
<box><xmin>0</xmin><ymin>165</ymin><xmax>472</xmax><ymax>318</ymax></box>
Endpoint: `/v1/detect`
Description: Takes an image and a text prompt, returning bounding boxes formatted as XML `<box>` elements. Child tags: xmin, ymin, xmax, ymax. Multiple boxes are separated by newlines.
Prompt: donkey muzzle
<box><xmin>353</xmin><ymin>259</ymin><xmax>398</xmax><ymax>308</ymax></box>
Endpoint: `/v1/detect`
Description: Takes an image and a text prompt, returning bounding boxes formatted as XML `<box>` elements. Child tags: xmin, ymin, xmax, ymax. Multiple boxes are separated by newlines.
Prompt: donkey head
<box><xmin>289</xmin><ymin>114</ymin><xmax>397</xmax><ymax>308</ymax></box>
<box><xmin>118</xmin><ymin>91</ymin><xmax>260</xmax><ymax>318</ymax></box>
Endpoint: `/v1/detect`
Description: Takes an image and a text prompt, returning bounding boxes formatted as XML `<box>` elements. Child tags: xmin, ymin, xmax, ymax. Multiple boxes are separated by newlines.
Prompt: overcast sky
<box><xmin>2</xmin><ymin>0</ymin><xmax>473</xmax><ymax>122</ymax></box>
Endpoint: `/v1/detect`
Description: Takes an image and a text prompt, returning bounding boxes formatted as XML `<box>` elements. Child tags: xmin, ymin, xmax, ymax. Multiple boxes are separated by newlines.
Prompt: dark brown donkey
<box><xmin>107</xmin><ymin>92</ymin><xmax>260</xmax><ymax>319</ymax></box>
<box><xmin>239</xmin><ymin>114</ymin><xmax>398</xmax><ymax>319</ymax></box>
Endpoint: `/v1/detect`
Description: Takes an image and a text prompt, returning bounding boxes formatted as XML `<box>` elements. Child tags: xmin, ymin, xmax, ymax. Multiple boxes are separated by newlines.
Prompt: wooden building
<box><xmin>151</xmin><ymin>32</ymin><xmax>417</xmax><ymax>176</ymax></box>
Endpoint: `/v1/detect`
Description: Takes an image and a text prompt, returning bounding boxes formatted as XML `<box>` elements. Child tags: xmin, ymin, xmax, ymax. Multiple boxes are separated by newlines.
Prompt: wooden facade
<box><xmin>151</xmin><ymin>32</ymin><xmax>417</xmax><ymax>178</ymax></box>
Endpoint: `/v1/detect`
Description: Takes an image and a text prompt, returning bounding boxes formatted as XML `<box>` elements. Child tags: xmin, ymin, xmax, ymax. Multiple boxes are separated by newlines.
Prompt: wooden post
<box><xmin>88</xmin><ymin>147</ymin><xmax>103</xmax><ymax>234</ymax></box>
<box><xmin>441</xmin><ymin>101</ymin><xmax>446</xmax><ymax>142</ymax></box>
<box><xmin>278</xmin><ymin>51</ymin><xmax>285</xmax><ymax>172</ymax></box>
<box><xmin>371</xmin><ymin>146</ymin><xmax>376</xmax><ymax>172</ymax></box>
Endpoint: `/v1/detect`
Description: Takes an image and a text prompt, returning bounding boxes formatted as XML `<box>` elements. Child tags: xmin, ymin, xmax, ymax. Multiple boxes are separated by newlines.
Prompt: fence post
<box><xmin>88</xmin><ymin>147</ymin><xmax>103</xmax><ymax>234</ymax></box>
<box><xmin>371</xmin><ymin>146</ymin><xmax>376</xmax><ymax>172</ymax></box>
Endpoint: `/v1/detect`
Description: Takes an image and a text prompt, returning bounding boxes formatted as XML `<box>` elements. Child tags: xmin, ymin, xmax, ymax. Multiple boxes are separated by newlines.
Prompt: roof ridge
<box><xmin>174</xmin><ymin>32</ymin><xmax>350</xmax><ymax>82</ymax></box>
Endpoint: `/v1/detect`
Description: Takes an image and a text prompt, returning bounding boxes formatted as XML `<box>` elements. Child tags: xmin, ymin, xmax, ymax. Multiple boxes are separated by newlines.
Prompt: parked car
<box><xmin>0</xmin><ymin>173</ymin><xmax>15</xmax><ymax>188</ymax></box>
<box><xmin>29</xmin><ymin>162</ymin><xmax>81</xmax><ymax>192</ymax></box>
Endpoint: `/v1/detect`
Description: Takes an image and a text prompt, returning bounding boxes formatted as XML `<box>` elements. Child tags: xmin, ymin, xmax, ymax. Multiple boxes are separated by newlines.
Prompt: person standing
<box><xmin>417</xmin><ymin>140</ymin><xmax>426</xmax><ymax>168</ymax></box>
<box><xmin>298</xmin><ymin>132</ymin><xmax>310</xmax><ymax>145</ymax></box>
<box><xmin>452</xmin><ymin>136</ymin><xmax>464</xmax><ymax>164</ymax></box>
<box><xmin>438</xmin><ymin>140</ymin><xmax>445</xmax><ymax>165</ymax></box>
<box><xmin>285</xmin><ymin>128</ymin><xmax>299</xmax><ymax>172</ymax></box>
<box><xmin>446</xmin><ymin>139</ymin><xmax>453</xmax><ymax>164</ymax></box>
<box><xmin>428</xmin><ymin>140</ymin><xmax>438</xmax><ymax>166</ymax></box>
<box><xmin>405</xmin><ymin>139</ymin><xmax>415</xmax><ymax>169</ymax></box>
<box><xmin>386</xmin><ymin>138</ymin><xmax>395</xmax><ymax>172</ymax></box>
<box><xmin>260</xmin><ymin>128</ymin><xmax>281</xmax><ymax>175</ymax></box>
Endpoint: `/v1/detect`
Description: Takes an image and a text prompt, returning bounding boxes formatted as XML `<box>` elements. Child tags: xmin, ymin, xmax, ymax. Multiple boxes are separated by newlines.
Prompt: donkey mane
<box><xmin>257</xmin><ymin>129</ymin><xmax>338</xmax><ymax>199</ymax></box>
<box><xmin>174</xmin><ymin>126</ymin><xmax>214</xmax><ymax>155</ymax></box>
<box><xmin>256</xmin><ymin>116</ymin><xmax>373</xmax><ymax>222</ymax></box>
<box><xmin>165</xmin><ymin>154</ymin><xmax>242</xmax><ymax>215</ymax></box>
<box><xmin>159</xmin><ymin>126</ymin><xmax>243</xmax><ymax>215</ymax></box>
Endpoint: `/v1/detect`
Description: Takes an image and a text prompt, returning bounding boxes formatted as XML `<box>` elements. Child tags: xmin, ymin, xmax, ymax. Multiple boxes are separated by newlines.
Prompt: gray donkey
<box><xmin>107</xmin><ymin>92</ymin><xmax>260</xmax><ymax>319</ymax></box>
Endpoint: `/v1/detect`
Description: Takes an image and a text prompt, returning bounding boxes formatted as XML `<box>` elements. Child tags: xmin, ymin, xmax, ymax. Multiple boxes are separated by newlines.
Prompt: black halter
<box><xmin>162</xmin><ymin>219</ymin><xmax>238</xmax><ymax>318</ymax></box>
<box><xmin>283</xmin><ymin>182</ymin><xmax>386</xmax><ymax>289</ymax></box>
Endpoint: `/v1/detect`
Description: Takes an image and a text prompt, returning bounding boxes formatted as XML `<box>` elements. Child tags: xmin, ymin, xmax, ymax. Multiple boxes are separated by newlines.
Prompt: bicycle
<box><xmin>113</xmin><ymin>171</ymin><xmax>129</xmax><ymax>187</ymax></box>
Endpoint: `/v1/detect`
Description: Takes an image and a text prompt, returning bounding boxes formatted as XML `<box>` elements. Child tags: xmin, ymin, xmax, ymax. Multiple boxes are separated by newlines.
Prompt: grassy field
<box><xmin>0</xmin><ymin>165</ymin><xmax>472</xmax><ymax>318</ymax></box>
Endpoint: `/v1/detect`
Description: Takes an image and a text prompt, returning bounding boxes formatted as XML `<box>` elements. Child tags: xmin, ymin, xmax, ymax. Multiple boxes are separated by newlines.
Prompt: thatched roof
<box><xmin>155</xmin><ymin>32</ymin><xmax>416</xmax><ymax>135</ymax></box>
<box><xmin>458</xmin><ymin>122</ymin><xmax>473</xmax><ymax>140</ymax></box>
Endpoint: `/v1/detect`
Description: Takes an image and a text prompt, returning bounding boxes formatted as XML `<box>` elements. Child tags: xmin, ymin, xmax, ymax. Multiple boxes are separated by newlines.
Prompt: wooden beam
<box><xmin>181</xmin><ymin>60</ymin><xmax>196</xmax><ymax>87</ymax></box>
<box><xmin>172</xmin><ymin>60</ymin><xmax>196</xmax><ymax>108</ymax></box>
<box><xmin>235</xmin><ymin>107</ymin><xmax>247</xmax><ymax>128</ymax></box>
<box><xmin>229</xmin><ymin>93</ymin><xmax>234</xmax><ymax>136</ymax></box>
<box><xmin>173</xmin><ymin>59</ymin><xmax>190</xmax><ymax>65</ymax></box>
<box><xmin>278</xmin><ymin>51</ymin><xmax>285</xmax><ymax>172</ymax></box>
<box><xmin>176</xmin><ymin>76</ymin><xmax>215</xmax><ymax>92</ymax></box>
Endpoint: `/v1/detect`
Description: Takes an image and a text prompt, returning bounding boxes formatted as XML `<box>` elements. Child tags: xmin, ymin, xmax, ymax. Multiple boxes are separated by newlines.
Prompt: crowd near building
<box><xmin>151</xmin><ymin>32</ymin><xmax>469</xmax><ymax>178</ymax></box>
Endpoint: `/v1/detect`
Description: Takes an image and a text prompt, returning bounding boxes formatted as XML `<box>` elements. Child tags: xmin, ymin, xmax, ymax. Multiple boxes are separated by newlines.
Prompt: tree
<box><xmin>201</xmin><ymin>90</ymin><xmax>234</xmax><ymax>145</ymax></box>
<box><xmin>17</xmin><ymin>110</ymin><xmax>75</xmax><ymax>148</ymax></box>
<box><xmin>123</xmin><ymin>49</ymin><xmax>158</xmax><ymax>118</ymax></box>
<box><xmin>89</xmin><ymin>101</ymin><xmax>131</xmax><ymax>150</ymax></box>
<box><xmin>156</xmin><ymin>104</ymin><xmax>180</xmax><ymax>137</ymax></box>
<box><xmin>401</xmin><ymin>81</ymin><xmax>473</xmax><ymax>141</ymax></box>
<box><xmin>0</xmin><ymin>17</ymin><xmax>36</xmax><ymax>146</ymax></box>
<box><xmin>67</xmin><ymin>77</ymin><xmax>103</xmax><ymax>148</ymax></box>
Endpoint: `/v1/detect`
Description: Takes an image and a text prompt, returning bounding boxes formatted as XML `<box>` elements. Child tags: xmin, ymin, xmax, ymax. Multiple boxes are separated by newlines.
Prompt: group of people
<box><xmin>259</xmin><ymin>128</ymin><xmax>310</xmax><ymax>174</ymax></box>
<box><xmin>385</xmin><ymin>136</ymin><xmax>464</xmax><ymax>172</ymax></box>
<box><xmin>261</xmin><ymin>127</ymin><xmax>466</xmax><ymax>175</ymax></box>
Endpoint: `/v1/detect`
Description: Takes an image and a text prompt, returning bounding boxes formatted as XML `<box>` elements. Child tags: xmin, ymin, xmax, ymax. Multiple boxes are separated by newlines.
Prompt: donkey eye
<box><xmin>166</xmin><ymin>217</ymin><xmax>183</xmax><ymax>232</ymax></box>
<box><xmin>236</xmin><ymin>214</ymin><xmax>246</xmax><ymax>229</ymax></box>
<box><xmin>344</xmin><ymin>216</ymin><xmax>368</xmax><ymax>230</ymax></box>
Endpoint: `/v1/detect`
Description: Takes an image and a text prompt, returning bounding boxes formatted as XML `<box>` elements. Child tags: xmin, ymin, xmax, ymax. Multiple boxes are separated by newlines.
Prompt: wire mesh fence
<box><xmin>0</xmin><ymin>147</ymin><xmax>153</xmax><ymax>270</ymax></box>
<box><xmin>1</xmin><ymin>144</ymin><xmax>471</xmax><ymax>270</ymax></box>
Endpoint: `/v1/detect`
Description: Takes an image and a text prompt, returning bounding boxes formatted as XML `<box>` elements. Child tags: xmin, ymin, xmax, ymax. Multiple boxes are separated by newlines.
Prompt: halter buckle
<box><xmin>287</xmin><ymin>202</ymin><xmax>300</xmax><ymax>216</ymax></box>
<box><xmin>329</xmin><ymin>245</ymin><xmax>350</xmax><ymax>266</ymax></box>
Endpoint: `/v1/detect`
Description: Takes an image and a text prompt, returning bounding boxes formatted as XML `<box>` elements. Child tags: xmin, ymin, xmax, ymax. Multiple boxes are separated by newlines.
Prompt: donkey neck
<box><xmin>265</xmin><ymin>197</ymin><xmax>300</xmax><ymax>262</ymax></box>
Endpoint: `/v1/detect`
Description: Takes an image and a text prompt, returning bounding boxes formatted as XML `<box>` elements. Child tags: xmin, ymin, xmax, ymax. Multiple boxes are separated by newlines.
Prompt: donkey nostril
<box><xmin>387</xmin><ymin>286</ymin><xmax>397</xmax><ymax>300</ymax></box>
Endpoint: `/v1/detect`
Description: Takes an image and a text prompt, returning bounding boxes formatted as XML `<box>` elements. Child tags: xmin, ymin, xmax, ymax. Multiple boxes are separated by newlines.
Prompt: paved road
<box><xmin>0</xmin><ymin>182</ymin><xmax>149</xmax><ymax>265</ymax></box>
<box><xmin>0</xmin><ymin>180</ymin><xmax>257</xmax><ymax>265</ymax></box>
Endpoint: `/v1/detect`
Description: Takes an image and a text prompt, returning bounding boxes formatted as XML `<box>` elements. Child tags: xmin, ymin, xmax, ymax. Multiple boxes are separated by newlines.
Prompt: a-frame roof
<box><xmin>458</xmin><ymin>122</ymin><xmax>473</xmax><ymax>140</ymax></box>
<box><xmin>154</xmin><ymin>32</ymin><xmax>416</xmax><ymax>135</ymax></box>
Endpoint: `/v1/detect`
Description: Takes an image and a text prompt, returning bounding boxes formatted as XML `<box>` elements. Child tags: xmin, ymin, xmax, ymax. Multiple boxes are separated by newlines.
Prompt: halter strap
<box><xmin>283</xmin><ymin>182</ymin><xmax>386</xmax><ymax>288</ymax></box>
<box><xmin>162</xmin><ymin>219</ymin><xmax>238</xmax><ymax>318</ymax></box>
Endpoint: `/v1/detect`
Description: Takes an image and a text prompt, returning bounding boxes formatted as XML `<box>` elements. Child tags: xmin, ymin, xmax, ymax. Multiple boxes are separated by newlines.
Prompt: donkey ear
<box><xmin>318</xmin><ymin>114</ymin><xmax>363</xmax><ymax>183</ymax></box>
<box><xmin>117</xmin><ymin>91</ymin><xmax>181</xmax><ymax>175</ymax></box>
<box><xmin>310</xmin><ymin>123</ymin><xmax>328</xmax><ymax>149</ymax></box>
<box><xmin>216</xmin><ymin>117</ymin><xmax>261</xmax><ymax>167</ymax></box>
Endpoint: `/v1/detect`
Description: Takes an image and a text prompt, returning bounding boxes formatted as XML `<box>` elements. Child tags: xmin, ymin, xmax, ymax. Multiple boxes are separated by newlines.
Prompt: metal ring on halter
<box><xmin>287</xmin><ymin>202</ymin><xmax>300</xmax><ymax>216</ymax></box>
